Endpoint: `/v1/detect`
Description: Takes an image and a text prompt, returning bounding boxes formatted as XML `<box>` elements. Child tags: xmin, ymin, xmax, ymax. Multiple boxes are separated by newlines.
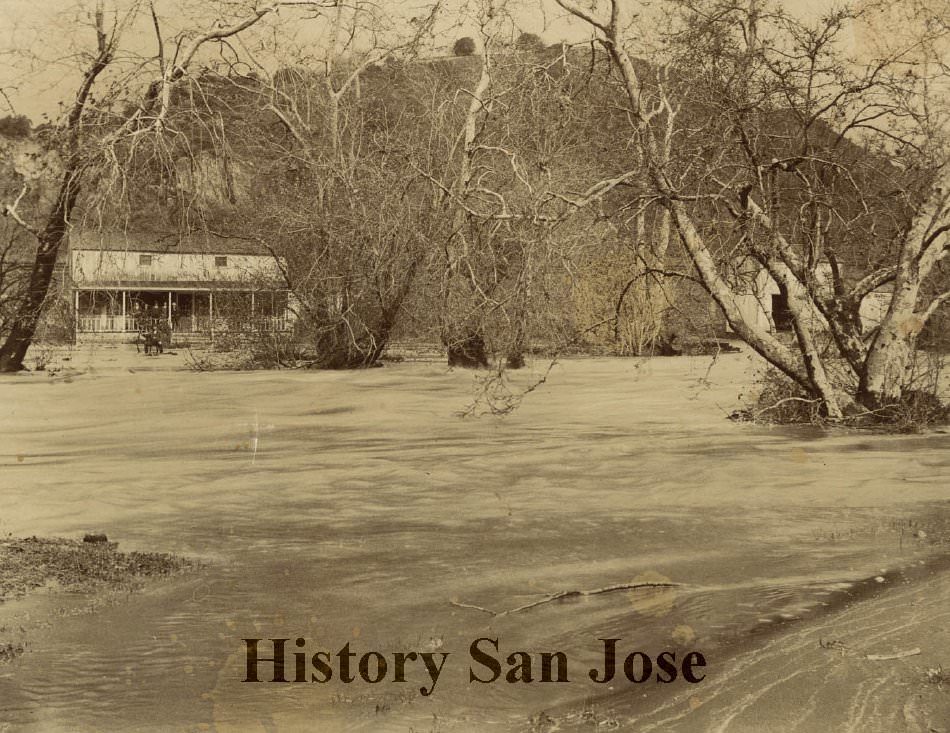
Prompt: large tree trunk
<box><xmin>0</xmin><ymin>174</ymin><xmax>77</xmax><ymax>372</ymax></box>
<box><xmin>0</xmin><ymin>243</ymin><xmax>60</xmax><ymax>371</ymax></box>
<box><xmin>666</xmin><ymin>200</ymin><xmax>812</xmax><ymax>386</ymax></box>
<box><xmin>762</xmin><ymin>260</ymin><xmax>847</xmax><ymax>418</ymax></box>
<box><xmin>857</xmin><ymin>283</ymin><xmax>922</xmax><ymax>408</ymax></box>
<box><xmin>506</xmin><ymin>250</ymin><xmax>532</xmax><ymax>369</ymax></box>
<box><xmin>858</xmin><ymin>337</ymin><xmax>915</xmax><ymax>409</ymax></box>
<box><xmin>857</xmin><ymin>167</ymin><xmax>950</xmax><ymax>409</ymax></box>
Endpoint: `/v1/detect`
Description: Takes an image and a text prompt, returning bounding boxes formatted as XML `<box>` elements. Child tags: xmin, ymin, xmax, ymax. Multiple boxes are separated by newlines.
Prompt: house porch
<box><xmin>74</xmin><ymin>288</ymin><xmax>292</xmax><ymax>338</ymax></box>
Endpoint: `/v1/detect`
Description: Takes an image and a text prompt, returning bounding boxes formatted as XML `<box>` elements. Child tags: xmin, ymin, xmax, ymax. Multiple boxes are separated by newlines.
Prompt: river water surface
<box><xmin>1</xmin><ymin>355</ymin><xmax>948</xmax><ymax>732</ymax></box>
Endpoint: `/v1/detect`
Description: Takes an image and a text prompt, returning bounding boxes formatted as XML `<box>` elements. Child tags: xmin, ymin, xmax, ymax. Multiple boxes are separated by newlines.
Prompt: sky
<box><xmin>0</xmin><ymin>0</ymin><xmax>891</xmax><ymax>122</ymax></box>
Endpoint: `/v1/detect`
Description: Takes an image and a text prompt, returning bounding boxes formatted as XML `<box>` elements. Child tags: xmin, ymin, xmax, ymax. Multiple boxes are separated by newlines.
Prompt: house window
<box><xmin>215</xmin><ymin>256</ymin><xmax>228</xmax><ymax>267</ymax></box>
<box><xmin>771</xmin><ymin>292</ymin><xmax>793</xmax><ymax>332</ymax></box>
<box><xmin>139</xmin><ymin>254</ymin><xmax>152</xmax><ymax>266</ymax></box>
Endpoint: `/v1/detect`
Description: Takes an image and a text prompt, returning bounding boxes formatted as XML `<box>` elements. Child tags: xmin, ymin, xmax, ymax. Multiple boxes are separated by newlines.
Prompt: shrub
<box><xmin>0</xmin><ymin>115</ymin><xmax>31</xmax><ymax>139</ymax></box>
<box><xmin>872</xmin><ymin>390</ymin><xmax>950</xmax><ymax>433</ymax></box>
<box><xmin>731</xmin><ymin>368</ymin><xmax>825</xmax><ymax>424</ymax></box>
<box><xmin>453</xmin><ymin>37</ymin><xmax>476</xmax><ymax>57</ymax></box>
<box><xmin>515</xmin><ymin>32</ymin><xmax>545</xmax><ymax>53</ymax></box>
<box><xmin>732</xmin><ymin>368</ymin><xmax>949</xmax><ymax>431</ymax></box>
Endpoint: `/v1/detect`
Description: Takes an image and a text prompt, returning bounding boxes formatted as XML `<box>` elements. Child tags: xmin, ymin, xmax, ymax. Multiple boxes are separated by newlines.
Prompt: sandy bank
<box><xmin>549</xmin><ymin>561</ymin><xmax>950</xmax><ymax>732</ymax></box>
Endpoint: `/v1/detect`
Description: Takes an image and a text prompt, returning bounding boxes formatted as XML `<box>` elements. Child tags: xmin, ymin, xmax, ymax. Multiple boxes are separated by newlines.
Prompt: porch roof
<box><xmin>74</xmin><ymin>280</ymin><xmax>287</xmax><ymax>291</ymax></box>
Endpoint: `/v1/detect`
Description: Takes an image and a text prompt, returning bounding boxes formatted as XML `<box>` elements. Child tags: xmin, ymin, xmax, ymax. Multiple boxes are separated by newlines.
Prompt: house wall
<box><xmin>730</xmin><ymin>264</ymin><xmax>891</xmax><ymax>335</ymax></box>
<box><xmin>730</xmin><ymin>264</ymin><xmax>839</xmax><ymax>335</ymax></box>
<box><xmin>71</xmin><ymin>250</ymin><xmax>283</xmax><ymax>285</ymax></box>
<box><xmin>733</xmin><ymin>268</ymin><xmax>779</xmax><ymax>334</ymax></box>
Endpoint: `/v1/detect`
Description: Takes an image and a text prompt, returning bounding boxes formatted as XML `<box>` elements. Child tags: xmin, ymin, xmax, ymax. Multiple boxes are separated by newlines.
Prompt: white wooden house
<box><xmin>70</xmin><ymin>231</ymin><xmax>294</xmax><ymax>341</ymax></box>
<box><xmin>730</xmin><ymin>259</ymin><xmax>890</xmax><ymax>335</ymax></box>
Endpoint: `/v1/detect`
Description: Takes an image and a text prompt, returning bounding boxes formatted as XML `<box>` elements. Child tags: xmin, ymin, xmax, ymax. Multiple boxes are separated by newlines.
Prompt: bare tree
<box><xmin>205</xmin><ymin>3</ymin><xmax>448</xmax><ymax>367</ymax></box>
<box><xmin>410</xmin><ymin>1</ymin><xmax>607</xmax><ymax>368</ymax></box>
<box><xmin>554</xmin><ymin>0</ymin><xmax>950</xmax><ymax>419</ymax></box>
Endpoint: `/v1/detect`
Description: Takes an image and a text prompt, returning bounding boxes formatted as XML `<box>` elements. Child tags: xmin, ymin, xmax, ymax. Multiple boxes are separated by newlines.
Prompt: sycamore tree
<box><xmin>174</xmin><ymin>2</ymin><xmax>450</xmax><ymax>367</ymax></box>
<box><xmin>0</xmin><ymin>122</ymin><xmax>55</xmax><ymax>341</ymax></box>
<box><xmin>554</xmin><ymin>0</ymin><xmax>950</xmax><ymax>419</ymax></box>
<box><xmin>0</xmin><ymin>0</ymin><xmax>358</xmax><ymax>372</ymax></box>
<box><xmin>409</xmin><ymin>0</ymin><xmax>617</xmax><ymax>368</ymax></box>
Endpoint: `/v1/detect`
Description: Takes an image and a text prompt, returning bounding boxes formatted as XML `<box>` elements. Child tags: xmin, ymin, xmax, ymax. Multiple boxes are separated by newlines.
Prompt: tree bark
<box><xmin>857</xmin><ymin>281</ymin><xmax>921</xmax><ymax>408</ymax></box>
<box><xmin>0</xmin><ymin>173</ymin><xmax>78</xmax><ymax>372</ymax></box>
<box><xmin>858</xmin><ymin>167</ymin><xmax>950</xmax><ymax>408</ymax></box>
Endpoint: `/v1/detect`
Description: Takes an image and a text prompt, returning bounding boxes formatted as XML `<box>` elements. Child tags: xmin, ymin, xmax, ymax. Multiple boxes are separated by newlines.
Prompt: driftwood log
<box><xmin>450</xmin><ymin>581</ymin><xmax>682</xmax><ymax>617</ymax></box>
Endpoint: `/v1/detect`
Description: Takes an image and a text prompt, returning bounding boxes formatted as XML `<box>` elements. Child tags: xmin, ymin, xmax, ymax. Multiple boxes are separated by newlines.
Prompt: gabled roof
<box><xmin>73</xmin><ymin>279</ymin><xmax>285</xmax><ymax>291</ymax></box>
<box><xmin>71</xmin><ymin>230</ymin><xmax>271</xmax><ymax>256</ymax></box>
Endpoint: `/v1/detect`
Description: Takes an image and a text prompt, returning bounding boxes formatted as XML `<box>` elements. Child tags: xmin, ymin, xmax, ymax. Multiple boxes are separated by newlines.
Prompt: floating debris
<box><xmin>866</xmin><ymin>648</ymin><xmax>922</xmax><ymax>661</ymax></box>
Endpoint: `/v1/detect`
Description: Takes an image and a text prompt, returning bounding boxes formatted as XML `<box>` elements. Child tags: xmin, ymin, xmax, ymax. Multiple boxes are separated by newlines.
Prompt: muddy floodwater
<box><xmin>1</xmin><ymin>354</ymin><xmax>948</xmax><ymax>732</ymax></box>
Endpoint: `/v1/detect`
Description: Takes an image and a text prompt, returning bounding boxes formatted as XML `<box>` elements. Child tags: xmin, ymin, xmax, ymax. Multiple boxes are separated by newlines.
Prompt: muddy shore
<box><xmin>538</xmin><ymin>553</ymin><xmax>950</xmax><ymax>732</ymax></box>
<box><xmin>0</xmin><ymin>536</ymin><xmax>195</xmax><ymax>664</ymax></box>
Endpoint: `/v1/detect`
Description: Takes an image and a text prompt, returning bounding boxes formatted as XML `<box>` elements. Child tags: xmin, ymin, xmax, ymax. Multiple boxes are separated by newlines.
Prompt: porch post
<box><xmin>209</xmin><ymin>291</ymin><xmax>214</xmax><ymax>338</ymax></box>
<box><xmin>121</xmin><ymin>291</ymin><xmax>127</xmax><ymax>332</ymax></box>
<box><xmin>167</xmin><ymin>291</ymin><xmax>172</xmax><ymax>327</ymax></box>
<box><xmin>74</xmin><ymin>289</ymin><xmax>80</xmax><ymax>340</ymax></box>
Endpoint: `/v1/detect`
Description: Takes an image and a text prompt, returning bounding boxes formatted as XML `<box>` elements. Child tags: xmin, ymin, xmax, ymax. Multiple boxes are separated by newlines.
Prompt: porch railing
<box><xmin>77</xmin><ymin>315</ymin><xmax>292</xmax><ymax>334</ymax></box>
<box><xmin>78</xmin><ymin>315</ymin><xmax>123</xmax><ymax>333</ymax></box>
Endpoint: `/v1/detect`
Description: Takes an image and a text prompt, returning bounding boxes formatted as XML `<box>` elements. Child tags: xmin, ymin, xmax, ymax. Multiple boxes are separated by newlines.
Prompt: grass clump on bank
<box><xmin>0</xmin><ymin>535</ymin><xmax>195</xmax><ymax>603</ymax></box>
<box><xmin>732</xmin><ymin>368</ymin><xmax>950</xmax><ymax>432</ymax></box>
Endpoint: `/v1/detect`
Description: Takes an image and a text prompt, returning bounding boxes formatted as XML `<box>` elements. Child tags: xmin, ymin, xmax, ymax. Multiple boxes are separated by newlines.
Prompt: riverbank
<box><xmin>0</xmin><ymin>536</ymin><xmax>195</xmax><ymax>664</ymax></box>
<box><xmin>539</xmin><ymin>552</ymin><xmax>950</xmax><ymax>732</ymax></box>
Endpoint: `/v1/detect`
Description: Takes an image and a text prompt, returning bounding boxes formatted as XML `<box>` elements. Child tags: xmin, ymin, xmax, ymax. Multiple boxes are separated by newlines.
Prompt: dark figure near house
<box><xmin>141</xmin><ymin>305</ymin><xmax>166</xmax><ymax>355</ymax></box>
<box><xmin>145</xmin><ymin>305</ymin><xmax>171</xmax><ymax>355</ymax></box>
<box><xmin>156</xmin><ymin>318</ymin><xmax>171</xmax><ymax>353</ymax></box>
<box><xmin>142</xmin><ymin>328</ymin><xmax>160</xmax><ymax>355</ymax></box>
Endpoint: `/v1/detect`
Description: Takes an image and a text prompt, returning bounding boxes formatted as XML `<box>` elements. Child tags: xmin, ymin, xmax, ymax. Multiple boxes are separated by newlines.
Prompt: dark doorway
<box><xmin>771</xmin><ymin>290</ymin><xmax>793</xmax><ymax>332</ymax></box>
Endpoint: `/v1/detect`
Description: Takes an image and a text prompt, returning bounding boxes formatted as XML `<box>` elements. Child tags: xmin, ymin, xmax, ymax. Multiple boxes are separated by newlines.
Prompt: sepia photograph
<box><xmin>0</xmin><ymin>0</ymin><xmax>948</xmax><ymax>730</ymax></box>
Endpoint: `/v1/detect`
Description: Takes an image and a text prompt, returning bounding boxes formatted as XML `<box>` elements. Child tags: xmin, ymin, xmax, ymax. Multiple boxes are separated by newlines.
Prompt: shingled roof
<box><xmin>71</xmin><ymin>230</ymin><xmax>271</xmax><ymax>257</ymax></box>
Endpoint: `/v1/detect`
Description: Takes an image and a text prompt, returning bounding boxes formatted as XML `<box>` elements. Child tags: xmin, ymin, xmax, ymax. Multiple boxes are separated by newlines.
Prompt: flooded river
<box><xmin>1</xmin><ymin>355</ymin><xmax>948</xmax><ymax>731</ymax></box>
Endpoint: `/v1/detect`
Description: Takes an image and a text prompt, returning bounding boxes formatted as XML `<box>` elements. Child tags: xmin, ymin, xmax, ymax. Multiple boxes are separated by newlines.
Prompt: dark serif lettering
<box><xmin>243</xmin><ymin>638</ymin><xmax>287</xmax><ymax>683</ymax></box>
<box><xmin>469</xmin><ymin>637</ymin><xmax>502</xmax><ymax>683</ymax></box>
<box><xmin>589</xmin><ymin>638</ymin><xmax>619</xmax><ymax>683</ymax></box>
